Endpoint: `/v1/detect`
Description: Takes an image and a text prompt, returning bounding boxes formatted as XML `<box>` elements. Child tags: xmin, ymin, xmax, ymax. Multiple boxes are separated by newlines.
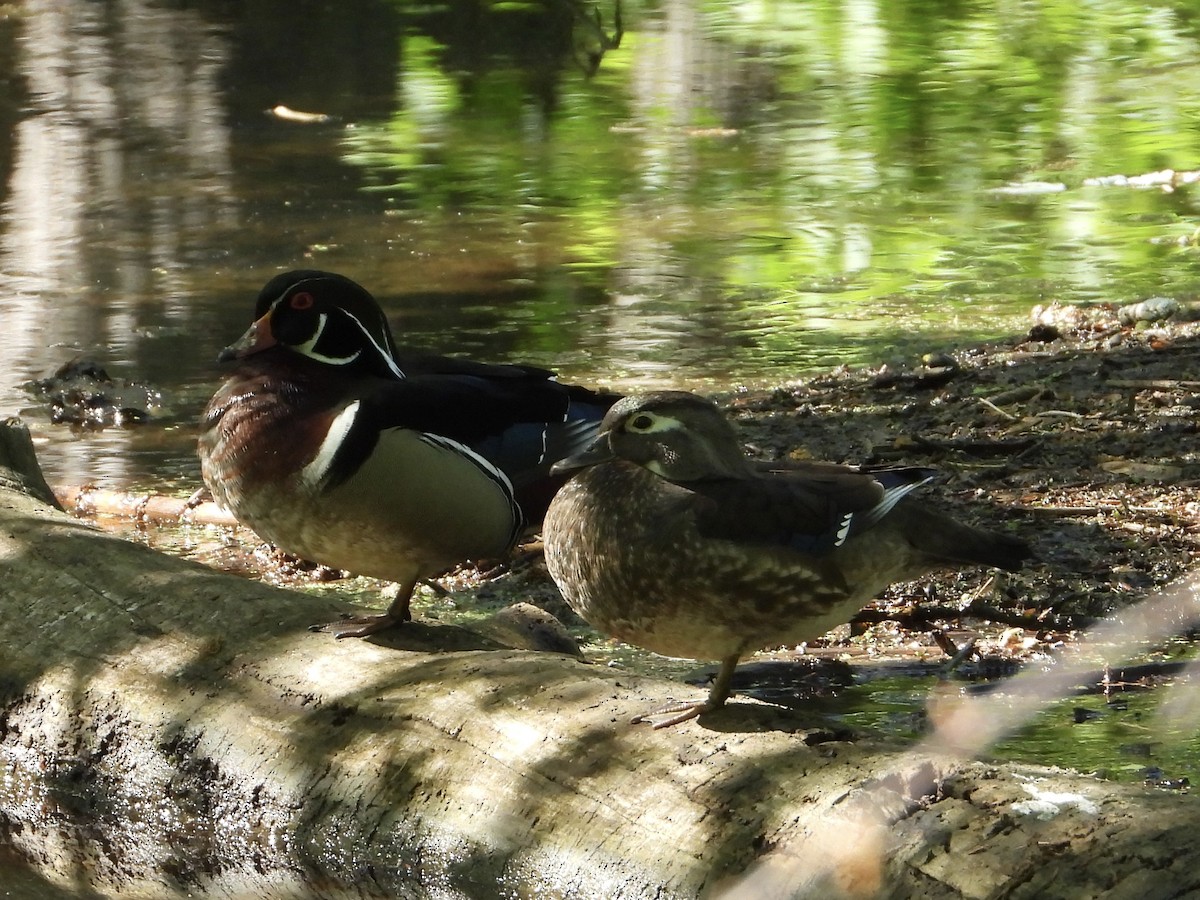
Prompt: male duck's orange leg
<box><xmin>310</xmin><ymin>575</ymin><xmax>418</xmax><ymax>639</ymax></box>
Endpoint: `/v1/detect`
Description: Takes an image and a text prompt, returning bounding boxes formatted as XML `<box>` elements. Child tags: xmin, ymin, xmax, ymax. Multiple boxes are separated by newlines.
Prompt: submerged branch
<box><xmin>52</xmin><ymin>483</ymin><xmax>236</xmax><ymax>527</ymax></box>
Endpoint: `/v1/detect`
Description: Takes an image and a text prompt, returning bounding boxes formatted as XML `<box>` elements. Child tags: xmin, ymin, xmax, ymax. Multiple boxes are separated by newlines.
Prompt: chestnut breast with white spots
<box><xmin>199</xmin><ymin>354</ymin><xmax>520</xmax><ymax>584</ymax></box>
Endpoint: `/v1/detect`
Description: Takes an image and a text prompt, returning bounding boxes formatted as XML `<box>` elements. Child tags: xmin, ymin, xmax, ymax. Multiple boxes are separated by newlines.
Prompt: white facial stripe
<box><xmin>644</xmin><ymin>459</ymin><xmax>669</xmax><ymax>477</ymax></box>
<box><xmin>292</xmin><ymin>312</ymin><xmax>365</xmax><ymax>365</ymax></box>
<box><xmin>292</xmin><ymin>312</ymin><xmax>326</xmax><ymax>355</ymax></box>
<box><xmin>270</xmin><ymin>283</ymin><xmax>404</xmax><ymax>376</ymax></box>
<box><xmin>339</xmin><ymin>308</ymin><xmax>407</xmax><ymax>378</ymax></box>
<box><xmin>301</xmin><ymin>400</ymin><xmax>361</xmax><ymax>488</ymax></box>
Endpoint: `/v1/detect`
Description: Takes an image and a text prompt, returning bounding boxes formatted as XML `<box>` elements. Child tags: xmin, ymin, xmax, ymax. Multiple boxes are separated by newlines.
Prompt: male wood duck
<box><xmin>543</xmin><ymin>391</ymin><xmax>1032</xmax><ymax>727</ymax></box>
<box><xmin>198</xmin><ymin>270</ymin><xmax>618</xmax><ymax>637</ymax></box>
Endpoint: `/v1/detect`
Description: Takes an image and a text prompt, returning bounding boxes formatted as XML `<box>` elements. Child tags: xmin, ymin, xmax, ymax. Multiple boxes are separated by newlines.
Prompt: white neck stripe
<box><xmin>301</xmin><ymin>400</ymin><xmax>361</xmax><ymax>488</ymax></box>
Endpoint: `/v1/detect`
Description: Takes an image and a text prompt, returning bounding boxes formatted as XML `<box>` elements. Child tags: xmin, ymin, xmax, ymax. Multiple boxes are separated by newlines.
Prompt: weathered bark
<box><xmin>1</xmin><ymin>416</ymin><xmax>62</xmax><ymax>509</ymax></box>
<box><xmin>1</xmin><ymin>419</ymin><xmax>1199</xmax><ymax>899</ymax></box>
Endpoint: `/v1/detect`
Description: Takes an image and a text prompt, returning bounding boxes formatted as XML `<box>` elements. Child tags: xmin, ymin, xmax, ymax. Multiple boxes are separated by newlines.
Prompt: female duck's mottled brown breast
<box><xmin>543</xmin><ymin>391</ymin><xmax>1032</xmax><ymax>666</ymax></box>
<box><xmin>545</xmin><ymin>459</ymin><xmax>870</xmax><ymax>661</ymax></box>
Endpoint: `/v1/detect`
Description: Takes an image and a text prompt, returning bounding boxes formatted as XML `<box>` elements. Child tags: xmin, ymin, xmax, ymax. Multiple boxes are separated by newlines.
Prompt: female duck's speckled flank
<box><xmin>544</xmin><ymin>391</ymin><xmax>1031</xmax><ymax>727</ymax></box>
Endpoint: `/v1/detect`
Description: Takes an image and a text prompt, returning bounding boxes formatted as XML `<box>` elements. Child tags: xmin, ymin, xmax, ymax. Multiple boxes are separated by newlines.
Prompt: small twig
<box><xmin>966</xmin><ymin>659</ymin><xmax>1191</xmax><ymax>696</ymax></box>
<box><xmin>908</xmin><ymin>435</ymin><xmax>1039</xmax><ymax>457</ymax></box>
<box><xmin>1032</xmin><ymin>410</ymin><xmax>1086</xmax><ymax>419</ymax></box>
<box><xmin>1019</xmin><ymin>505</ymin><xmax>1107</xmax><ymax>517</ymax></box>
<box><xmin>978</xmin><ymin>397</ymin><xmax>1018</xmax><ymax>421</ymax></box>
<box><xmin>937</xmin><ymin>632</ymin><xmax>979</xmax><ymax>677</ymax></box>
<box><xmin>851</xmin><ymin>601</ymin><xmax>1091</xmax><ymax>634</ymax></box>
<box><xmin>1107</xmin><ymin>379</ymin><xmax>1200</xmax><ymax>391</ymax></box>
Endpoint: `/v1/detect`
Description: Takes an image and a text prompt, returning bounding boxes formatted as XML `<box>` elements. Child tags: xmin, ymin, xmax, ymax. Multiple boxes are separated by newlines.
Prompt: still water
<box><xmin>0</xmin><ymin>0</ymin><xmax>1199</xmax><ymax>492</ymax></box>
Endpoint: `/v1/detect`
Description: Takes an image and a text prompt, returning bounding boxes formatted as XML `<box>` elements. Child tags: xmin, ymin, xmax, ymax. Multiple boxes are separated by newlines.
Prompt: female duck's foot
<box><xmin>630</xmin><ymin>654</ymin><xmax>741</xmax><ymax>728</ymax></box>
<box><xmin>631</xmin><ymin>699</ymin><xmax>718</xmax><ymax>729</ymax></box>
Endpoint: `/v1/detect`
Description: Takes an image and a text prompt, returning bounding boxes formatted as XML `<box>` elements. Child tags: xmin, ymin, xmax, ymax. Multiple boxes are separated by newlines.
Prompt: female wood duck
<box><xmin>543</xmin><ymin>391</ymin><xmax>1032</xmax><ymax>727</ymax></box>
<box><xmin>198</xmin><ymin>270</ymin><xmax>618</xmax><ymax>637</ymax></box>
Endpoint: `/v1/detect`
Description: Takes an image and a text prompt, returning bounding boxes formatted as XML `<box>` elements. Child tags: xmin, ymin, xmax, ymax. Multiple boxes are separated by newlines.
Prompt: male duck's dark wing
<box><xmin>392</xmin><ymin>346</ymin><xmax>559</xmax><ymax>381</ymax></box>
<box><xmin>318</xmin><ymin>373</ymin><xmax>613</xmax><ymax>495</ymax></box>
<box><xmin>687</xmin><ymin>464</ymin><xmax>937</xmax><ymax>556</ymax></box>
<box><xmin>389</xmin><ymin>348</ymin><xmax>619</xmax><ymax>466</ymax></box>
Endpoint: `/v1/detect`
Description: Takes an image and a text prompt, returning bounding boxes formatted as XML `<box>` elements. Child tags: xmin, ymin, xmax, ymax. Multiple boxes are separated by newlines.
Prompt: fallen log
<box><xmin>52</xmin><ymin>483</ymin><xmax>237</xmax><ymax>528</ymax></box>
<box><xmin>1</xmin><ymin>419</ymin><xmax>1199</xmax><ymax>899</ymax></box>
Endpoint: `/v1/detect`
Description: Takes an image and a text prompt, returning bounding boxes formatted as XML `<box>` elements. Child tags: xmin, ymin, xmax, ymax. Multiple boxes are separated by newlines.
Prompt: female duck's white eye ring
<box><xmin>628</xmin><ymin>413</ymin><xmax>655</xmax><ymax>432</ymax></box>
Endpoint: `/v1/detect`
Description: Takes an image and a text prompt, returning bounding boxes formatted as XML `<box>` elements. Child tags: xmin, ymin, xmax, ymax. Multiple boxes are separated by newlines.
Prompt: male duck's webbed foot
<box><xmin>309</xmin><ymin>612</ymin><xmax>408</xmax><ymax>639</ymax></box>
<box><xmin>310</xmin><ymin>583</ymin><xmax>415</xmax><ymax>639</ymax></box>
<box><xmin>630</xmin><ymin>653</ymin><xmax>741</xmax><ymax>729</ymax></box>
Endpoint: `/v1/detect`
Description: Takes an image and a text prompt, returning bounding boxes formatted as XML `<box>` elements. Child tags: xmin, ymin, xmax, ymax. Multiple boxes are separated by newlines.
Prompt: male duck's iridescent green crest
<box><xmin>544</xmin><ymin>390</ymin><xmax>1031</xmax><ymax>728</ymax></box>
<box><xmin>219</xmin><ymin>270</ymin><xmax>404</xmax><ymax>379</ymax></box>
<box><xmin>199</xmin><ymin>269</ymin><xmax>618</xmax><ymax>639</ymax></box>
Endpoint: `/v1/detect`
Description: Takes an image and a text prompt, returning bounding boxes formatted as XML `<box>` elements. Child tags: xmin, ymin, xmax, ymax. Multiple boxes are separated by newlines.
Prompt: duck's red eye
<box><xmin>290</xmin><ymin>291</ymin><xmax>315</xmax><ymax>310</ymax></box>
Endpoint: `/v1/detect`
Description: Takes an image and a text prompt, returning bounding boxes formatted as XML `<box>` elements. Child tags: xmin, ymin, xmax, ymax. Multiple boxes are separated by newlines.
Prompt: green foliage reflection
<box><xmin>342</xmin><ymin>0</ymin><xmax>1200</xmax><ymax>383</ymax></box>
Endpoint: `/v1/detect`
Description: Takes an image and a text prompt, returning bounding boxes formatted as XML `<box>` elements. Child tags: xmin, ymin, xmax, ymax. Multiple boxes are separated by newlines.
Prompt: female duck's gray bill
<box><xmin>549</xmin><ymin>432</ymin><xmax>616</xmax><ymax>475</ymax></box>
